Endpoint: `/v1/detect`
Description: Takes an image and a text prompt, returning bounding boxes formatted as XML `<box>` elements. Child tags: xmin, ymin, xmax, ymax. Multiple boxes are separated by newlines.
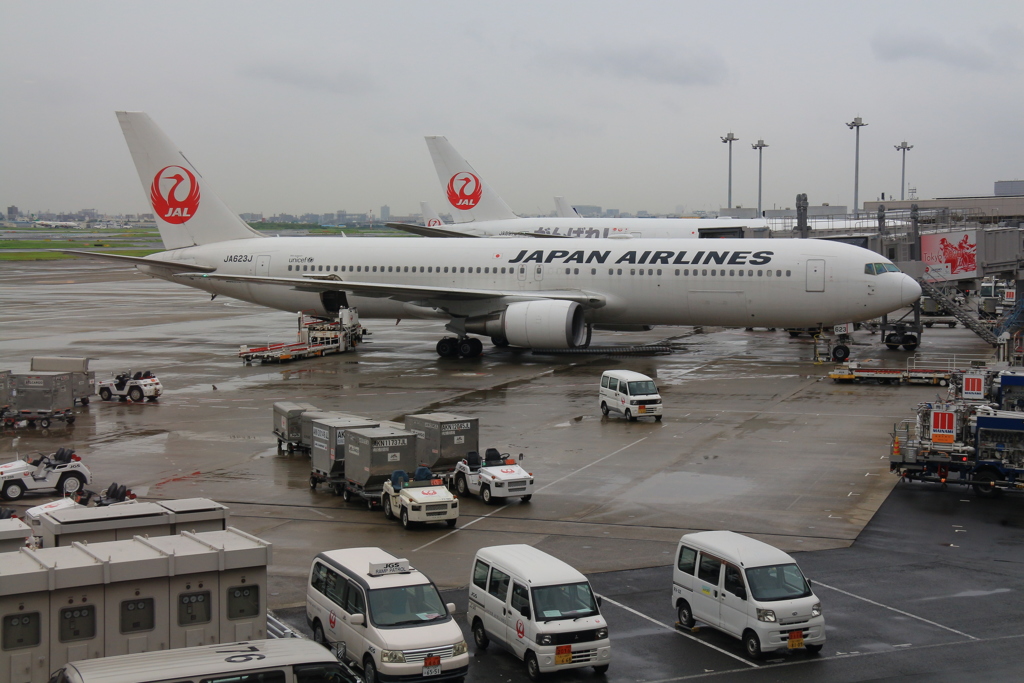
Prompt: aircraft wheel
<box><xmin>902</xmin><ymin>334</ymin><xmax>919</xmax><ymax>351</ymax></box>
<box><xmin>436</xmin><ymin>337</ymin><xmax>458</xmax><ymax>358</ymax></box>
<box><xmin>832</xmin><ymin>344</ymin><xmax>851</xmax><ymax>362</ymax></box>
<box><xmin>469</xmin><ymin>337</ymin><xmax>483</xmax><ymax>357</ymax></box>
<box><xmin>458</xmin><ymin>338</ymin><xmax>475</xmax><ymax>358</ymax></box>
<box><xmin>491</xmin><ymin>337</ymin><xmax>509</xmax><ymax>347</ymax></box>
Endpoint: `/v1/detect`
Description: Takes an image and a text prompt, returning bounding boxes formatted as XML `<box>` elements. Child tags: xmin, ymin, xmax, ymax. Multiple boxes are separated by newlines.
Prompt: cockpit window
<box><xmin>865</xmin><ymin>263</ymin><xmax>902</xmax><ymax>275</ymax></box>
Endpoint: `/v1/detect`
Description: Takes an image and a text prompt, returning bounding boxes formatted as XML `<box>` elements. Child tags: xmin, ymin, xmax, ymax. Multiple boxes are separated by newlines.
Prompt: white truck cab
<box><xmin>599</xmin><ymin>370</ymin><xmax>662</xmax><ymax>422</ymax></box>
<box><xmin>671</xmin><ymin>531</ymin><xmax>825</xmax><ymax>659</ymax></box>
<box><xmin>307</xmin><ymin>548</ymin><xmax>469</xmax><ymax>683</ymax></box>
<box><xmin>381</xmin><ymin>467</ymin><xmax>459</xmax><ymax>528</ymax></box>
<box><xmin>468</xmin><ymin>545</ymin><xmax>611</xmax><ymax>681</ymax></box>
<box><xmin>451</xmin><ymin>449</ymin><xmax>534</xmax><ymax>504</ymax></box>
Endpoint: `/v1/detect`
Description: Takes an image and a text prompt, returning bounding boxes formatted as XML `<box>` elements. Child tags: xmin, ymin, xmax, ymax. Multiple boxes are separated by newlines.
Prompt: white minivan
<box><xmin>468</xmin><ymin>545</ymin><xmax>611</xmax><ymax>681</ymax></box>
<box><xmin>307</xmin><ymin>548</ymin><xmax>469</xmax><ymax>683</ymax></box>
<box><xmin>671</xmin><ymin>531</ymin><xmax>825</xmax><ymax>659</ymax></box>
<box><xmin>599</xmin><ymin>370</ymin><xmax>662</xmax><ymax>422</ymax></box>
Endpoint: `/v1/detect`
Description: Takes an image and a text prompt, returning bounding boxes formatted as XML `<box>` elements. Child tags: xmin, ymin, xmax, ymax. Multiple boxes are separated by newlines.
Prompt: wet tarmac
<box><xmin>2</xmin><ymin>260</ymin><xmax>1018</xmax><ymax>681</ymax></box>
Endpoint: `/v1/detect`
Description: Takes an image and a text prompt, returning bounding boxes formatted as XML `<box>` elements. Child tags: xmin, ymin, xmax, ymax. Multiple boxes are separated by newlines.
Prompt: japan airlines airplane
<box><xmin>385</xmin><ymin>136</ymin><xmax>769</xmax><ymax>240</ymax></box>
<box><xmin>65</xmin><ymin>112</ymin><xmax>920</xmax><ymax>359</ymax></box>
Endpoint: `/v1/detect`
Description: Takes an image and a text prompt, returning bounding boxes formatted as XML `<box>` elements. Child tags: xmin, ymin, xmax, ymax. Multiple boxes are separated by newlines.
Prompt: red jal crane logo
<box><xmin>150</xmin><ymin>165</ymin><xmax>201</xmax><ymax>224</ymax></box>
<box><xmin>447</xmin><ymin>172</ymin><xmax>482</xmax><ymax>210</ymax></box>
<box><xmin>426</xmin><ymin>218</ymin><xmax>442</xmax><ymax>227</ymax></box>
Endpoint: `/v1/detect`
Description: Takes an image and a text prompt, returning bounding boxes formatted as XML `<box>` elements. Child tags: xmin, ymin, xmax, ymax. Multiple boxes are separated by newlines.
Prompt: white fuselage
<box><xmin>139</xmin><ymin>236</ymin><xmax>918</xmax><ymax>329</ymax></box>
<box><xmin>441</xmin><ymin>217</ymin><xmax>765</xmax><ymax>239</ymax></box>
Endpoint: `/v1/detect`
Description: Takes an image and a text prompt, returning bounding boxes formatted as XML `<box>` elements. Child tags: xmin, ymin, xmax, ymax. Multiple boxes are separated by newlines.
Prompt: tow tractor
<box><xmin>0</xmin><ymin>447</ymin><xmax>92</xmax><ymax>501</ymax></box>
<box><xmin>98</xmin><ymin>370</ymin><xmax>162</xmax><ymax>402</ymax></box>
<box><xmin>381</xmin><ymin>466</ymin><xmax>459</xmax><ymax>529</ymax></box>
<box><xmin>449</xmin><ymin>449</ymin><xmax>534</xmax><ymax>504</ymax></box>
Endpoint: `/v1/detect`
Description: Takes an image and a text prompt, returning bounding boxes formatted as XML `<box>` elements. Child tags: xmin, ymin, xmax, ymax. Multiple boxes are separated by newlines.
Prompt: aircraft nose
<box><xmin>901</xmin><ymin>275</ymin><xmax>922</xmax><ymax>306</ymax></box>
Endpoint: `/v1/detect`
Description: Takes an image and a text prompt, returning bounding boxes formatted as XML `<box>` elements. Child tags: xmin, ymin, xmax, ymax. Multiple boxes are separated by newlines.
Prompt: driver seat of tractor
<box><xmin>465</xmin><ymin>451</ymin><xmax>481</xmax><ymax>472</ymax></box>
<box><xmin>390</xmin><ymin>470</ymin><xmax>409</xmax><ymax>489</ymax></box>
<box><xmin>484</xmin><ymin>448</ymin><xmax>504</xmax><ymax>467</ymax></box>
<box><xmin>413</xmin><ymin>466</ymin><xmax>433</xmax><ymax>482</ymax></box>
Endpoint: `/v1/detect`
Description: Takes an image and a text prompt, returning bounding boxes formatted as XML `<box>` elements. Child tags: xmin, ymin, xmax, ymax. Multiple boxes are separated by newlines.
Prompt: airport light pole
<box><xmin>846</xmin><ymin>117</ymin><xmax>867</xmax><ymax>218</ymax></box>
<box><xmin>895</xmin><ymin>140</ymin><xmax>913</xmax><ymax>201</ymax></box>
<box><xmin>752</xmin><ymin>139</ymin><xmax>768</xmax><ymax>216</ymax></box>
<box><xmin>721</xmin><ymin>132</ymin><xmax>738</xmax><ymax>209</ymax></box>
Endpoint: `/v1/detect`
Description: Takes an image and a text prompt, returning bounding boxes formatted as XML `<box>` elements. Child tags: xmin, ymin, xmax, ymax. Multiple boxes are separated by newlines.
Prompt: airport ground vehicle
<box><xmin>97</xmin><ymin>370</ymin><xmax>162</xmax><ymax>402</ymax></box>
<box><xmin>0</xmin><ymin>447</ymin><xmax>91</xmax><ymax>501</ymax></box>
<box><xmin>829</xmin><ymin>361</ymin><xmax>952</xmax><ymax>386</ymax></box>
<box><xmin>599</xmin><ymin>370</ymin><xmax>662</xmax><ymax>421</ymax></box>
<box><xmin>450</xmin><ymin>450</ymin><xmax>534</xmax><ymax>504</ymax></box>
<box><xmin>48</xmin><ymin>639</ymin><xmax>352</xmax><ymax>683</ymax></box>
<box><xmin>671</xmin><ymin>531</ymin><xmax>825</xmax><ymax>659</ymax></box>
<box><xmin>382</xmin><ymin>467</ymin><xmax>459</xmax><ymax>528</ymax></box>
<box><xmin>306</xmin><ymin>548</ymin><xmax>468</xmax><ymax>683</ymax></box>
<box><xmin>240</xmin><ymin>309</ymin><xmax>363</xmax><ymax>364</ymax></box>
<box><xmin>891</xmin><ymin>400</ymin><xmax>1024</xmax><ymax>496</ymax></box>
<box><xmin>469</xmin><ymin>544</ymin><xmax>611</xmax><ymax>680</ymax></box>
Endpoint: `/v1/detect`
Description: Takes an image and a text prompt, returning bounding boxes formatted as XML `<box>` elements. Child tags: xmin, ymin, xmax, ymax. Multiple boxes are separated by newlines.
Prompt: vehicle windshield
<box><xmin>627</xmin><ymin>381</ymin><xmax>657</xmax><ymax>396</ymax></box>
<box><xmin>744</xmin><ymin>563</ymin><xmax>812</xmax><ymax>602</ymax></box>
<box><xmin>367</xmin><ymin>584</ymin><xmax>448</xmax><ymax>627</ymax></box>
<box><xmin>531</xmin><ymin>582</ymin><xmax>599</xmax><ymax>621</ymax></box>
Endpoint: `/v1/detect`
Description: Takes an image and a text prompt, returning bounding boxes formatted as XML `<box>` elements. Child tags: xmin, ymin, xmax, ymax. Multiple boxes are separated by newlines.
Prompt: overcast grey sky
<box><xmin>2</xmin><ymin>1</ymin><xmax>1021</xmax><ymax>218</ymax></box>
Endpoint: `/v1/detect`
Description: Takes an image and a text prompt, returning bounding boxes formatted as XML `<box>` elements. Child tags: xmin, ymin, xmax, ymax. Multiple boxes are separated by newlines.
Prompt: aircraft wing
<box><xmin>386</xmin><ymin>222</ymin><xmax>481</xmax><ymax>238</ymax></box>
<box><xmin>173</xmin><ymin>272</ymin><xmax>605</xmax><ymax>308</ymax></box>
<box><xmin>59</xmin><ymin>250</ymin><xmax>217</xmax><ymax>272</ymax></box>
<box><xmin>386</xmin><ymin>223</ymin><xmax>570</xmax><ymax>239</ymax></box>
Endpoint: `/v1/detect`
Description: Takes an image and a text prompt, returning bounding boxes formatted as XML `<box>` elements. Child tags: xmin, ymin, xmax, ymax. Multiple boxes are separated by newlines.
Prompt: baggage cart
<box><xmin>341</xmin><ymin>427</ymin><xmax>418</xmax><ymax>507</ymax></box>
<box><xmin>272</xmin><ymin>401</ymin><xmax>319</xmax><ymax>451</ymax></box>
<box><xmin>309</xmin><ymin>416</ymin><xmax>380</xmax><ymax>493</ymax></box>
<box><xmin>30</xmin><ymin>356</ymin><xmax>96</xmax><ymax>405</ymax></box>
<box><xmin>12</xmin><ymin>371</ymin><xmax>76</xmax><ymax>428</ymax></box>
<box><xmin>404</xmin><ymin>413</ymin><xmax>479</xmax><ymax>473</ymax></box>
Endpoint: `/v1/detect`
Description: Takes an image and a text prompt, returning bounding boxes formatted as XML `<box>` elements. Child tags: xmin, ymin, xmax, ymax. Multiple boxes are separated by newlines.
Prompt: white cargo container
<box><xmin>0</xmin><ymin>527</ymin><xmax>271</xmax><ymax>680</ymax></box>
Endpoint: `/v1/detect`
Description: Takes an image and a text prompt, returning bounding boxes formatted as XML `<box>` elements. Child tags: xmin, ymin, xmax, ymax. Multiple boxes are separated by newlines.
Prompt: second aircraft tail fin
<box><xmin>424</xmin><ymin>136</ymin><xmax>517</xmax><ymax>224</ymax></box>
<box><xmin>420</xmin><ymin>201</ymin><xmax>444</xmax><ymax>227</ymax></box>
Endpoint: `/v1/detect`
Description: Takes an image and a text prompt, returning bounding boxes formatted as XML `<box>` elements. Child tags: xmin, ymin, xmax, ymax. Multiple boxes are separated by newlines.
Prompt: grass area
<box><xmin>0</xmin><ymin>249</ymin><xmax>161</xmax><ymax>261</ymax></box>
<box><xmin>0</xmin><ymin>240</ymin><xmax>144</xmax><ymax>249</ymax></box>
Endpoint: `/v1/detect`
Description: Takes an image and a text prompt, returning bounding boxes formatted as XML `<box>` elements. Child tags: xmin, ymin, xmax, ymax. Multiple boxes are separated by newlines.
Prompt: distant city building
<box><xmin>603</xmin><ymin>209</ymin><xmax>619</xmax><ymax>218</ymax></box>
<box><xmin>380</xmin><ymin>205</ymin><xmax>390</xmax><ymax>222</ymax></box>
<box><xmin>6</xmin><ymin>206</ymin><xmax>17</xmax><ymax>221</ymax></box>
<box><xmin>300</xmin><ymin>213</ymin><xmax>320</xmax><ymax>224</ymax></box>
<box><xmin>239</xmin><ymin>212</ymin><xmax>263</xmax><ymax>221</ymax></box>
<box><xmin>320</xmin><ymin>212</ymin><xmax>336</xmax><ymax>224</ymax></box>
<box><xmin>764</xmin><ymin>205</ymin><xmax>847</xmax><ymax>219</ymax></box>
<box><xmin>636</xmin><ymin>210</ymin><xmax>650</xmax><ymax>218</ymax></box>
<box><xmin>995</xmin><ymin>180</ymin><xmax>1024</xmax><ymax>197</ymax></box>
<box><xmin>80</xmin><ymin>209</ymin><xmax>97</xmax><ymax>220</ymax></box>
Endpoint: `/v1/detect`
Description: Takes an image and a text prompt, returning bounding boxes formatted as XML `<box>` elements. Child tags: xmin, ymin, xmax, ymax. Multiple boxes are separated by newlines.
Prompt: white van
<box><xmin>306</xmin><ymin>548</ymin><xmax>468</xmax><ymax>683</ymax></box>
<box><xmin>671</xmin><ymin>531</ymin><xmax>825</xmax><ymax>659</ymax></box>
<box><xmin>48</xmin><ymin>638</ymin><xmax>358</xmax><ymax>683</ymax></box>
<box><xmin>599</xmin><ymin>370</ymin><xmax>662</xmax><ymax>422</ymax></box>
<box><xmin>468</xmin><ymin>545</ymin><xmax>611</xmax><ymax>681</ymax></box>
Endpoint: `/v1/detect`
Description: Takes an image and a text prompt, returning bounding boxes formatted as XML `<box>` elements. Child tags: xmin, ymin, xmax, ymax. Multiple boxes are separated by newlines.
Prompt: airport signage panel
<box><xmin>963</xmin><ymin>375</ymin><xmax>985</xmax><ymax>400</ymax></box>
<box><xmin>931</xmin><ymin>410</ymin><xmax>956</xmax><ymax>443</ymax></box>
<box><xmin>921</xmin><ymin>230</ymin><xmax>977</xmax><ymax>280</ymax></box>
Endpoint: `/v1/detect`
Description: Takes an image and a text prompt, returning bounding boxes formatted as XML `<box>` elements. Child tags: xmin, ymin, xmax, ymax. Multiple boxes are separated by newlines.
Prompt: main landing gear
<box><xmin>437</xmin><ymin>336</ymin><xmax>483</xmax><ymax>359</ymax></box>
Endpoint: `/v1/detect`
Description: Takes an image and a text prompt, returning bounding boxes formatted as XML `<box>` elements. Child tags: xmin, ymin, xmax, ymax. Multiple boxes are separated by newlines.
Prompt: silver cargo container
<box><xmin>0</xmin><ymin>370</ymin><xmax>11</xmax><ymax>407</ymax></box>
<box><xmin>310</xmin><ymin>416</ymin><xmax>380</xmax><ymax>479</ymax></box>
<box><xmin>13</xmin><ymin>371</ymin><xmax>75</xmax><ymax>412</ymax></box>
<box><xmin>31</xmin><ymin>356</ymin><xmax>96</xmax><ymax>405</ymax></box>
<box><xmin>299</xmin><ymin>410</ymin><xmax>355</xmax><ymax>452</ymax></box>
<box><xmin>344</xmin><ymin>427</ymin><xmax>418</xmax><ymax>488</ymax></box>
<box><xmin>405</xmin><ymin>413</ymin><xmax>480</xmax><ymax>472</ymax></box>
<box><xmin>272</xmin><ymin>401</ymin><xmax>319</xmax><ymax>446</ymax></box>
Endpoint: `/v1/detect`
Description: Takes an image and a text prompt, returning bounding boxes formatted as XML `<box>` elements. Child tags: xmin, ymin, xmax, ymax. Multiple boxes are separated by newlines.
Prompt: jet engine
<box><xmin>465</xmin><ymin>300</ymin><xmax>587</xmax><ymax>348</ymax></box>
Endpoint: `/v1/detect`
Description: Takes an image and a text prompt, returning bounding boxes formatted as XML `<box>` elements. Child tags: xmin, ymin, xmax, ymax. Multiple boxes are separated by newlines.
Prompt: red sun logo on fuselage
<box><xmin>151</xmin><ymin>165</ymin><xmax>200</xmax><ymax>224</ymax></box>
<box><xmin>447</xmin><ymin>172</ymin><xmax>482</xmax><ymax>210</ymax></box>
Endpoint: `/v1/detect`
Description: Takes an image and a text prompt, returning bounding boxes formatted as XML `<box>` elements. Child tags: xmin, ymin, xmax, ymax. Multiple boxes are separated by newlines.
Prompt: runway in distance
<box><xmin>66</xmin><ymin>112</ymin><xmax>921</xmax><ymax>359</ymax></box>
<box><xmin>385</xmin><ymin>136</ymin><xmax>769</xmax><ymax>240</ymax></box>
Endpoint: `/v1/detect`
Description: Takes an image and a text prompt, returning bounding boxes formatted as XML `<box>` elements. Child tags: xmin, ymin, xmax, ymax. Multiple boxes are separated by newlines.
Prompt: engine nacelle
<box><xmin>466</xmin><ymin>300</ymin><xmax>587</xmax><ymax>348</ymax></box>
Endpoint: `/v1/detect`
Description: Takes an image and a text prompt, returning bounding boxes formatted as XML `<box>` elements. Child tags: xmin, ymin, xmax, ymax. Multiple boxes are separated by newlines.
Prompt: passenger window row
<box><xmin>311</xmin><ymin>562</ymin><xmax>365</xmax><ymax>616</ymax></box>
<box><xmin>287</xmin><ymin>265</ymin><xmax>520</xmax><ymax>274</ymax></box>
<box><xmin>286</xmin><ymin>264</ymin><xmax>793</xmax><ymax>278</ymax></box>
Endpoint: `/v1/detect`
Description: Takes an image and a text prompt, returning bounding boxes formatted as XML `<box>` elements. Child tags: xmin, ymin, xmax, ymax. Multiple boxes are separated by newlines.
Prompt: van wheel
<box><xmin>625</xmin><ymin>409</ymin><xmax>636</xmax><ymax>422</ymax></box>
<box><xmin>601</xmin><ymin>402</ymin><xmax>609</xmax><ymax>416</ymax></box>
<box><xmin>593</xmin><ymin>665</ymin><xmax>609</xmax><ymax>675</ymax></box>
<box><xmin>312</xmin><ymin>619</ymin><xmax>327</xmax><ymax>647</ymax></box>
<box><xmin>363</xmin><ymin>657</ymin><xmax>378</xmax><ymax>683</ymax></box>
<box><xmin>676</xmin><ymin>600</ymin><xmax>695</xmax><ymax>628</ymax></box>
<box><xmin>743</xmin><ymin>630</ymin><xmax>763</xmax><ymax>660</ymax></box>
<box><xmin>655</xmin><ymin>415</ymin><xmax>663</xmax><ymax>422</ymax></box>
<box><xmin>521</xmin><ymin>495</ymin><xmax>532</xmax><ymax>502</ymax></box>
<box><xmin>472</xmin><ymin>618</ymin><xmax>489</xmax><ymax>650</ymax></box>
<box><xmin>446</xmin><ymin>518</ymin><xmax>457</xmax><ymax>527</ymax></box>
<box><xmin>805</xmin><ymin>643</ymin><xmax>823</xmax><ymax>654</ymax></box>
<box><xmin>525</xmin><ymin>651</ymin><xmax>541</xmax><ymax>682</ymax></box>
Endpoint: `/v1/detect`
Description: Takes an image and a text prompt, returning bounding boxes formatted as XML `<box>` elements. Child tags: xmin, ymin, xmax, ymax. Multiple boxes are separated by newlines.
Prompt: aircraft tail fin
<box><xmin>554</xmin><ymin>196</ymin><xmax>580</xmax><ymax>218</ymax></box>
<box><xmin>420</xmin><ymin>201</ymin><xmax>444</xmax><ymax>227</ymax></box>
<box><xmin>424</xmin><ymin>136</ymin><xmax>517</xmax><ymax>224</ymax></box>
<box><xmin>116</xmin><ymin>111</ymin><xmax>262</xmax><ymax>250</ymax></box>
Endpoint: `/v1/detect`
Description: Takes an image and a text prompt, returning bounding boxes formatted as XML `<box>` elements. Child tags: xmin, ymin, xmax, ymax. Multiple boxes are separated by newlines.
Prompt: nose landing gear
<box><xmin>436</xmin><ymin>336</ymin><xmax>484</xmax><ymax>359</ymax></box>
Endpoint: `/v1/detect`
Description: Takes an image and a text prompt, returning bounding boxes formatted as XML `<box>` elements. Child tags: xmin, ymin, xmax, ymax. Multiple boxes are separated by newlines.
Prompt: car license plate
<box><xmin>638</xmin><ymin>405</ymin><xmax>646</xmax><ymax>413</ymax></box>
<box><xmin>423</xmin><ymin>663</ymin><xmax>442</xmax><ymax>676</ymax></box>
<box><xmin>787</xmin><ymin>631</ymin><xmax>804</xmax><ymax>649</ymax></box>
<box><xmin>555</xmin><ymin>645</ymin><xmax>572</xmax><ymax>665</ymax></box>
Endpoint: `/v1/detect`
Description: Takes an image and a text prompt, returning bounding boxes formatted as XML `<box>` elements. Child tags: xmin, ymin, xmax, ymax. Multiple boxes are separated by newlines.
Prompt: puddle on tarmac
<box><xmin>624</xmin><ymin>471</ymin><xmax>754</xmax><ymax>504</ymax></box>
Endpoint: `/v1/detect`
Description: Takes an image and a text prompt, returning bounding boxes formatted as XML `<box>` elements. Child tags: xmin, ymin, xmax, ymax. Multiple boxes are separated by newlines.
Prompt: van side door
<box><xmin>481</xmin><ymin>565</ymin><xmax>512</xmax><ymax>646</ymax></box>
<box><xmin>507</xmin><ymin>582</ymin><xmax>532</xmax><ymax>659</ymax></box>
<box><xmin>339</xmin><ymin>579</ymin><xmax>368</xmax><ymax>661</ymax></box>
<box><xmin>692</xmin><ymin>553</ymin><xmax>723</xmax><ymax>627</ymax></box>
<box><xmin>719</xmin><ymin>563</ymin><xmax>749</xmax><ymax>637</ymax></box>
<box><xmin>322</xmin><ymin>568</ymin><xmax>349</xmax><ymax>647</ymax></box>
<box><xmin>672</xmin><ymin>544</ymin><xmax>698</xmax><ymax>611</ymax></box>
<box><xmin>607</xmin><ymin>378</ymin><xmax>621</xmax><ymax>413</ymax></box>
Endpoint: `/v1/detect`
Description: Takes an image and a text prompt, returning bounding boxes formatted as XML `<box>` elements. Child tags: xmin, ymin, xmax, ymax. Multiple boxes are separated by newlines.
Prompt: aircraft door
<box><xmin>517</xmin><ymin>265</ymin><xmax>527</xmax><ymax>281</ymax></box>
<box><xmin>533</xmin><ymin>265</ymin><xmax>544</xmax><ymax>282</ymax></box>
<box><xmin>256</xmin><ymin>255</ymin><xmax>270</xmax><ymax>277</ymax></box>
<box><xmin>806</xmin><ymin>259</ymin><xmax>825</xmax><ymax>292</ymax></box>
